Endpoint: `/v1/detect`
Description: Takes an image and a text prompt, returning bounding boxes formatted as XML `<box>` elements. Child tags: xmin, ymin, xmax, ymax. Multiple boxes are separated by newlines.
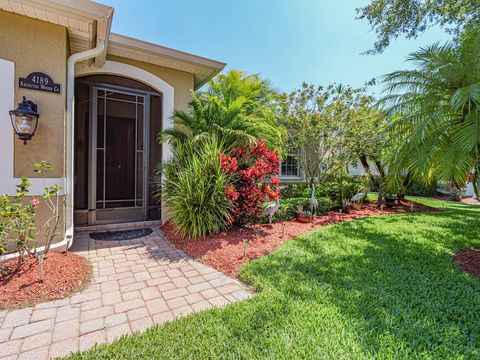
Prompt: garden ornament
<box><xmin>310</xmin><ymin>186</ymin><xmax>318</xmax><ymax>218</ymax></box>
<box><xmin>350</xmin><ymin>192</ymin><xmax>365</xmax><ymax>202</ymax></box>
<box><xmin>264</xmin><ymin>198</ymin><xmax>280</xmax><ymax>224</ymax></box>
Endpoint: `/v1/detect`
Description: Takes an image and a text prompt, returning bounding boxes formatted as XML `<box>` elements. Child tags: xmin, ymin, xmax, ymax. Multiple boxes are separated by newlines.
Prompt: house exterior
<box><xmin>0</xmin><ymin>0</ymin><xmax>225</xmax><ymax>254</ymax></box>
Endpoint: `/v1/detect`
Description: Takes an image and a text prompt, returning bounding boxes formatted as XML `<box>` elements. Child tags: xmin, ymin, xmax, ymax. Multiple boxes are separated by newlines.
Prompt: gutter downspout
<box><xmin>64</xmin><ymin>41</ymin><xmax>106</xmax><ymax>248</ymax></box>
<box><xmin>0</xmin><ymin>11</ymin><xmax>113</xmax><ymax>262</ymax></box>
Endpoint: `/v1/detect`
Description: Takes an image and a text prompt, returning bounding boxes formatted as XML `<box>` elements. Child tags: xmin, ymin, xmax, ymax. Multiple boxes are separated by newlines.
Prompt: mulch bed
<box><xmin>454</xmin><ymin>249</ymin><xmax>480</xmax><ymax>277</ymax></box>
<box><xmin>0</xmin><ymin>252</ymin><xmax>91</xmax><ymax>309</ymax></box>
<box><xmin>162</xmin><ymin>200</ymin><xmax>438</xmax><ymax>277</ymax></box>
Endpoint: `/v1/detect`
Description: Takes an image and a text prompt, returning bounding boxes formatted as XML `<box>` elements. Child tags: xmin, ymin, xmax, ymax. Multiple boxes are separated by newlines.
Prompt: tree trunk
<box><xmin>359</xmin><ymin>155</ymin><xmax>379</xmax><ymax>189</ymax></box>
<box><xmin>373</xmin><ymin>158</ymin><xmax>386</xmax><ymax>179</ymax></box>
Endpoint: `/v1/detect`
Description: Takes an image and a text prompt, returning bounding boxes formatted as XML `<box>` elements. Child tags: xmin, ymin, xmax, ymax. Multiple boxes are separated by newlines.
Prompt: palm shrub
<box><xmin>159</xmin><ymin>70</ymin><xmax>285</xmax><ymax>153</ymax></box>
<box><xmin>159</xmin><ymin>138</ymin><xmax>232</xmax><ymax>238</ymax></box>
<box><xmin>381</xmin><ymin>30</ymin><xmax>480</xmax><ymax>198</ymax></box>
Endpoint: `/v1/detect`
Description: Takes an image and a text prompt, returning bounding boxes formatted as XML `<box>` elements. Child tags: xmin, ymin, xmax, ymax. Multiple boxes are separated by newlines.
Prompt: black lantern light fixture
<box><xmin>9</xmin><ymin>96</ymin><xmax>39</xmax><ymax>145</ymax></box>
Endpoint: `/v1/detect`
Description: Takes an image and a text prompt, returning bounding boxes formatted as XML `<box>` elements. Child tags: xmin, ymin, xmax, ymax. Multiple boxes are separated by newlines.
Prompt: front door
<box><xmin>89</xmin><ymin>87</ymin><xmax>148</xmax><ymax>224</ymax></box>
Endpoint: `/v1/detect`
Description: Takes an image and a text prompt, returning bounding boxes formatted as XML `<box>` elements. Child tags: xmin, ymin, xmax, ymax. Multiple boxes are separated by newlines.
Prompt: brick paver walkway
<box><xmin>0</xmin><ymin>226</ymin><xmax>251</xmax><ymax>359</ymax></box>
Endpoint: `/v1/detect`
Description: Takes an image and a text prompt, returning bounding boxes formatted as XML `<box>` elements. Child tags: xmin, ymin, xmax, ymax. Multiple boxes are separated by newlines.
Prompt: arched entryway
<box><xmin>73</xmin><ymin>73</ymin><xmax>166</xmax><ymax>226</ymax></box>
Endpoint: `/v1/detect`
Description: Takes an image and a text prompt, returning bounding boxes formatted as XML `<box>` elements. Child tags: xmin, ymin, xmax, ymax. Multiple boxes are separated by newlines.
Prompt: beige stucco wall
<box><xmin>0</xmin><ymin>10</ymin><xmax>67</xmax><ymax>179</ymax></box>
<box><xmin>107</xmin><ymin>54</ymin><xmax>194</xmax><ymax>111</ymax></box>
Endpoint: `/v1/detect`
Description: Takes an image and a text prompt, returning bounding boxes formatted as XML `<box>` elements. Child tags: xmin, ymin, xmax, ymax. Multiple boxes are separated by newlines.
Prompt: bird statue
<box><xmin>264</xmin><ymin>198</ymin><xmax>280</xmax><ymax>225</ymax></box>
<box><xmin>350</xmin><ymin>191</ymin><xmax>365</xmax><ymax>209</ymax></box>
<box><xmin>310</xmin><ymin>186</ymin><xmax>318</xmax><ymax>218</ymax></box>
<box><xmin>350</xmin><ymin>192</ymin><xmax>365</xmax><ymax>202</ymax></box>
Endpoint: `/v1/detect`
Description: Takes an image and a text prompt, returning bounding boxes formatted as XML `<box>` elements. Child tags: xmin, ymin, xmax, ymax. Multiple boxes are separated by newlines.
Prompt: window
<box><xmin>281</xmin><ymin>149</ymin><xmax>300</xmax><ymax>176</ymax></box>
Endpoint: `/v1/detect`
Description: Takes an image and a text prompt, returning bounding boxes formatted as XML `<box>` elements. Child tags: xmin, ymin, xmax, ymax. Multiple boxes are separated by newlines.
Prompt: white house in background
<box><xmin>281</xmin><ymin>153</ymin><xmax>477</xmax><ymax>197</ymax></box>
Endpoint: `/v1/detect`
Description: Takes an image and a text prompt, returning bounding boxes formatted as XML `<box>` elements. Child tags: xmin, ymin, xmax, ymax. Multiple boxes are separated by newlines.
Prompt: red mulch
<box><xmin>162</xmin><ymin>200</ymin><xmax>438</xmax><ymax>277</ymax></box>
<box><xmin>0</xmin><ymin>252</ymin><xmax>91</xmax><ymax>309</ymax></box>
<box><xmin>454</xmin><ymin>249</ymin><xmax>480</xmax><ymax>277</ymax></box>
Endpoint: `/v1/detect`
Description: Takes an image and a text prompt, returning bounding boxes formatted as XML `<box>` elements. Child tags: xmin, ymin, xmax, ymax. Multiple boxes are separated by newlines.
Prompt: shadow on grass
<box><xmin>240</xmin><ymin>207</ymin><xmax>480</xmax><ymax>358</ymax></box>
<box><xmin>65</xmin><ymin>203</ymin><xmax>480</xmax><ymax>359</ymax></box>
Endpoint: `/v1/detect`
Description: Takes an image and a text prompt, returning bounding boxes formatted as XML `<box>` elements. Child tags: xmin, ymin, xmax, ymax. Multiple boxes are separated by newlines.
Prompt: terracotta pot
<box><xmin>296</xmin><ymin>212</ymin><xmax>312</xmax><ymax>223</ymax></box>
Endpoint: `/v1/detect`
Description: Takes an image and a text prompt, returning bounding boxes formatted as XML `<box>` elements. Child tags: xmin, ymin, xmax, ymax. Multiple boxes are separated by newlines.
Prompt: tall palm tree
<box><xmin>159</xmin><ymin>70</ymin><xmax>285</xmax><ymax>152</ymax></box>
<box><xmin>381</xmin><ymin>30</ymin><xmax>480</xmax><ymax>198</ymax></box>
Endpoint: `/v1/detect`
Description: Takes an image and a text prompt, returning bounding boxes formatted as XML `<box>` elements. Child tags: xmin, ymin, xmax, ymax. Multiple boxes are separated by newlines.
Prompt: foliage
<box><xmin>281</xmin><ymin>179</ymin><xmax>363</xmax><ymax>206</ymax></box>
<box><xmin>357</xmin><ymin>0</ymin><xmax>480</xmax><ymax>54</ymax></box>
<box><xmin>381</xmin><ymin>31</ymin><xmax>480</xmax><ymax>198</ymax></box>
<box><xmin>406</xmin><ymin>179</ymin><xmax>438</xmax><ymax>197</ymax></box>
<box><xmin>67</xmin><ymin>199</ymin><xmax>480</xmax><ymax>359</ymax></box>
<box><xmin>0</xmin><ymin>178</ymin><xmax>37</xmax><ymax>270</ymax></box>
<box><xmin>220</xmin><ymin>141</ymin><xmax>280</xmax><ymax>225</ymax></box>
<box><xmin>263</xmin><ymin>196</ymin><xmax>332</xmax><ymax>223</ymax></box>
<box><xmin>0</xmin><ymin>162</ymin><xmax>63</xmax><ymax>270</ymax></box>
<box><xmin>159</xmin><ymin>137</ymin><xmax>232</xmax><ymax>238</ymax></box>
<box><xmin>276</xmin><ymin>83</ymin><xmax>381</xmax><ymax>185</ymax></box>
<box><xmin>261</xmin><ymin>197</ymin><xmax>329</xmax><ymax>223</ymax></box>
<box><xmin>160</xmin><ymin>70</ymin><xmax>285</xmax><ymax>152</ymax></box>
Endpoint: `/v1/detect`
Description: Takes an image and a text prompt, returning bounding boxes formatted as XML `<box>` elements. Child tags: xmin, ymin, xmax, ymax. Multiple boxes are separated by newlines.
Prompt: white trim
<box><xmin>0</xmin><ymin>58</ymin><xmax>64</xmax><ymax>196</ymax></box>
<box><xmin>109</xmin><ymin>33</ymin><xmax>226</xmax><ymax>70</ymax></box>
<box><xmin>108</xmin><ymin>33</ymin><xmax>225</xmax><ymax>89</ymax></box>
<box><xmin>75</xmin><ymin>60</ymin><xmax>174</xmax><ymax>223</ymax></box>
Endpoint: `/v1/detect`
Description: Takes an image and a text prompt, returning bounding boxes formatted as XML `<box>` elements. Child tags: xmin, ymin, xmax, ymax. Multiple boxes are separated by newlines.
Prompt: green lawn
<box><xmin>66</xmin><ymin>199</ymin><xmax>480</xmax><ymax>359</ymax></box>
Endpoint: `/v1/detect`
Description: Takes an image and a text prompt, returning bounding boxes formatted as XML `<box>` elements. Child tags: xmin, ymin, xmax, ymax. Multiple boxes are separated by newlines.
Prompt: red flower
<box><xmin>30</xmin><ymin>199</ymin><xmax>40</xmax><ymax>208</ymax></box>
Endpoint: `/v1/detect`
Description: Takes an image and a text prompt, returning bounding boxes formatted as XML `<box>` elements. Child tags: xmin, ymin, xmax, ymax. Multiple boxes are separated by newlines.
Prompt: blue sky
<box><xmin>105</xmin><ymin>0</ymin><xmax>450</xmax><ymax>97</ymax></box>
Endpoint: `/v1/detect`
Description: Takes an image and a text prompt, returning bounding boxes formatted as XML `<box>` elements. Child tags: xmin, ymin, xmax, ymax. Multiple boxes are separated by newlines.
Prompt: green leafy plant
<box><xmin>160</xmin><ymin>70</ymin><xmax>285</xmax><ymax>152</ymax></box>
<box><xmin>0</xmin><ymin>178</ymin><xmax>37</xmax><ymax>270</ymax></box>
<box><xmin>281</xmin><ymin>179</ymin><xmax>362</xmax><ymax>206</ymax></box>
<box><xmin>276</xmin><ymin>83</ymin><xmax>380</xmax><ymax>185</ymax></box>
<box><xmin>381</xmin><ymin>30</ymin><xmax>480</xmax><ymax>199</ymax></box>
<box><xmin>158</xmin><ymin>137</ymin><xmax>233</xmax><ymax>238</ymax></box>
<box><xmin>0</xmin><ymin>162</ymin><xmax>63</xmax><ymax>272</ymax></box>
<box><xmin>357</xmin><ymin>0</ymin><xmax>480</xmax><ymax>54</ymax></box>
<box><xmin>262</xmin><ymin>196</ymin><xmax>332</xmax><ymax>223</ymax></box>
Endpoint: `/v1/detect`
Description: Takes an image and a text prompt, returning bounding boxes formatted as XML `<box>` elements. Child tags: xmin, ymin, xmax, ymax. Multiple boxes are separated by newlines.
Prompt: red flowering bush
<box><xmin>220</xmin><ymin>141</ymin><xmax>280</xmax><ymax>224</ymax></box>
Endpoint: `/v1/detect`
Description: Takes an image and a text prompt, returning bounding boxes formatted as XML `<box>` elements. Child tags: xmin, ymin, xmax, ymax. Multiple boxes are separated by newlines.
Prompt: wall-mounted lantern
<box><xmin>9</xmin><ymin>96</ymin><xmax>39</xmax><ymax>145</ymax></box>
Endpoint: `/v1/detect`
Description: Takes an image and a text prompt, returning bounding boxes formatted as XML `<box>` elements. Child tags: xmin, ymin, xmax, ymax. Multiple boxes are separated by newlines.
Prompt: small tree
<box><xmin>0</xmin><ymin>178</ymin><xmax>37</xmax><ymax>270</ymax></box>
<box><xmin>277</xmin><ymin>83</ymin><xmax>380</xmax><ymax>186</ymax></box>
<box><xmin>34</xmin><ymin>162</ymin><xmax>63</xmax><ymax>254</ymax></box>
<box><xmin>0</xmin><ymin>162</ymin><xmax>63</xmax><ymax>271</ymax></box>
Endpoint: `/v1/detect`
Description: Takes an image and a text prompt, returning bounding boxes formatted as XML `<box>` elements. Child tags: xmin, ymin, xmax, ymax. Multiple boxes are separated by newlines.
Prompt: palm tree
<box><xmin>159</xmin><ymin>70</ymin><xmax>285</xmax><ymax>152</ymax></box>
<box><xmin>381</xmin><ymin>30</ymin><xmax>480</xmax><ymax>198</ymax></box>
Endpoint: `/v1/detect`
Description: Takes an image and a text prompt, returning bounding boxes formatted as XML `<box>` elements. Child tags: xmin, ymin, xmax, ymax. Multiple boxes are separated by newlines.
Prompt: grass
<box><xmin>65</xmin><ymin>199</ymin><xmax>480</xmax><ymax>359</ymax></box>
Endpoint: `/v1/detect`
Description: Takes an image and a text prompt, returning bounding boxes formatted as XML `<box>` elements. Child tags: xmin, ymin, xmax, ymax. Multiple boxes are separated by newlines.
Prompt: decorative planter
<box><xmin>297</xmin><ymin>211</ymin><xmax>312</xmax><ymax>223</ymax></box>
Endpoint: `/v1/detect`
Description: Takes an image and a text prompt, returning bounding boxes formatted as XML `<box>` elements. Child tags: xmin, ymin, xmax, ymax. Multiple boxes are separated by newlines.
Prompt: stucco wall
<box><xmin>107</xmin><ymin>54</ymin><xmax>194</xmax><ymax>111</ymax></box>
<box><xmin>0</xmin><ymin>10</ymin><xmax>67</xmax><ymax>178</ymax></box>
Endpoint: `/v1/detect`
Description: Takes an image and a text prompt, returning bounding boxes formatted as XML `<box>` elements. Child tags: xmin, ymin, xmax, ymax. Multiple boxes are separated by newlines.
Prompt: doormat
<box><xmin>89</xmin><ymin>228</ymin><xmax>153</xmax><ymax>241</ymax></box>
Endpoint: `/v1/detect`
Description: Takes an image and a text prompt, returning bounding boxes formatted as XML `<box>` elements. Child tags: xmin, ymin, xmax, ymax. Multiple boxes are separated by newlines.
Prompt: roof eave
<box><xmin>108</xmin><ymin>32</ymin><xmax>226</xmax><ymax>89</ymax></box>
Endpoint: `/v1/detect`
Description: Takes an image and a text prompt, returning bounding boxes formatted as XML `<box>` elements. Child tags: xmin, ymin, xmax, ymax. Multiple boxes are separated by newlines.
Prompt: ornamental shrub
<box><xmin>0</xmin><ymin>162</ymin><xmax>63</xmax><ymax>271</ymax></box>
<box><xmin>281</xmin><ymin>179</ymin><xmax>362</xmax><ymax>206</ymax></box>
<box><xmin>261</xmin><ymin>196</ymin><xmax>332</xmax><ymax>223</ymax></box>
<box><xmin>160</xmin><ymin>138</ymin><xmax>232</xmax><ymax>238</ymax></box>
<box><xmin>220</xmin><ymin>141</ymin><xmax>280</xmax><ymax>224</ymax></box>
